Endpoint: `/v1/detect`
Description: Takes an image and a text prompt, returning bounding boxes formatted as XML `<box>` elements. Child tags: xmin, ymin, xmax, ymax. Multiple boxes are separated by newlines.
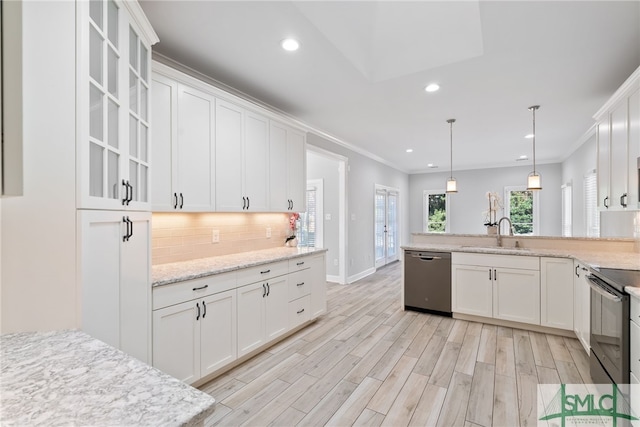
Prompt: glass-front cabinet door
<box><xmin>78</xmin><ymin>0</ymin><xmax>157</xmax><ymax>210</ymax></box>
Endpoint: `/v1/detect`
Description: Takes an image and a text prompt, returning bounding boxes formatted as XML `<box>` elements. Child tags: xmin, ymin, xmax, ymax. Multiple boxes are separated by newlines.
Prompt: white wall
<box><xmin>1</xmin><ymin>2</ymin><xmax>77</xmax><ymax>332</ymax></box>
<box><xmin>409</xmin><ymin>163</ymin><xmax>563</xmax><ymax>236</ymax></box>
<box><xmin>561</xmin><ymin>133</ymin><xmax>597</xmax><ymax>236</ymax></box>
<box><xmin>307</xmin><ymin>151</ymin><xmax>340</xmax><ymax>277</ymax></box>
<box><xmin>306</xmin><ymin>133</ymin><xmax>410</xmax><ymax>282</ymax></box>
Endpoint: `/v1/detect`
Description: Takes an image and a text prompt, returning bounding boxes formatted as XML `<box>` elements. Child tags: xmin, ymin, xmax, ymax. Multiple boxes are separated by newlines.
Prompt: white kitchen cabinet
<box><xmin>452</xmin><ymin>252</ymin><xmax>540</xmax><ymax>325</ymax></box>
<box><xmin>595</xmin><ymin>66</ymin><xmax>640</xmax><ymax>211</ymax></box>
<box><xmin>540</xmin><ymin>257</ymin><xmax>574</xmax><ymax>330</ymax></box>
<box><xmin>78</xmin><ymin>0</ymin><xmax>156</xmax><ymax>210</ymax></box>
<box><xmin>630</xmin><ymin>296</ymin><xmax>640</xmax><ymax>425</ymax></box>
<box><xmin>78</xmin><ymin>210</ymin><xmax>151</xmax><ymax>363</ymax></box>
<box><xmin>237</xmin><ymin>274</ymin><xmax>289</xmax><ymax>357</ymax></box>
<box><xmin>152</xmin><ymin>273</ymin><xmax>237</xmax><ymax>384</ymax></box>
<box><xmin>573</xmin><ymin>260</ymin><xmax>591</xmax><ymax>354</ymax></box>
<box><xmin>269</xmin><ymin>120</ymin><xmax>306</xmax><ymax>212</ymax></box>
<box><xmin>215</xmin><ymin>101</ymin><xmax>269</xmax><ymax>212</ymax></box>
<box><xmin>150</xmin><ymin>74</ymin><xmax>215</xmax><ymax>211</ymax></box>
<box><xmin>308</xmin><ymin>254</ymin><xmax>328</xmax><ymax>318</ymax></box>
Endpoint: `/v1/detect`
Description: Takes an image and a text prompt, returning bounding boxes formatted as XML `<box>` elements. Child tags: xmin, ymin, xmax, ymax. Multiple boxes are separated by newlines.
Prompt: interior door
<box><xmin>374</xmin><ymin>187</ymin><xmax>399</xmax><ymax>268</ymax></box>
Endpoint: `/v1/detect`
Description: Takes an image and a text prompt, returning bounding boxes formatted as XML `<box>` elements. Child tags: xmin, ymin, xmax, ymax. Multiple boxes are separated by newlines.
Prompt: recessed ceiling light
<box><xmin>281</xmin><ymin>38</ymin><xmax>300</xmax><ymax>52</ymax></box>
<box><xmin>406</xmin><ymin>149</ymin><xmax>413</xmax><ymax>153</ymax></box>
<box><xmin>424</xmin><ymin>83</ymin><xmax>440</xmax><ymax>93</ymax></box>
<box><xmin>427</xmin><ymin>163</ymin><xmax>438</xmax><ymax>168</ymax></box>
<box><xmin>516</xmin><ymin>155</ymin><xmax>529</xmax><ymax>161</ymax></box>
<box><xmin>525</xmin><ymin>134</ymin><xmax>534</xmax><ymax>139</ymax></box>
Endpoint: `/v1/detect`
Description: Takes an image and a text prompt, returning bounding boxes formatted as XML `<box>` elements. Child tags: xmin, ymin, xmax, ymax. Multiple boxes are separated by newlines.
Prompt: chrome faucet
<box><xmin>496</xmin><ymin>216</ymin><xmax>514</xmax><ymax>247</ymax></box>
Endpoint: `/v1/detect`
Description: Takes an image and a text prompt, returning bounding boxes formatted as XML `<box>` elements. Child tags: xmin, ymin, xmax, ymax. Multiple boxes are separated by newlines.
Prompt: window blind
<box><xmin>584</xmin><ymin>172</ymin><xmax>599</xmax><ymax>237</ymax></box>
<box><xmin>561</xmin><ymin>184</ymin><xmax>572</xmax><ymax>237</ymax></box>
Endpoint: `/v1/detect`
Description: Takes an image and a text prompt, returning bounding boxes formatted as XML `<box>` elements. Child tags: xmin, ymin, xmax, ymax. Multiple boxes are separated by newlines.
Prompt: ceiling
<box><xmin>139</xmin><ymin>1</ymin><xmax>640</xmax><ymax>174</ymax></box>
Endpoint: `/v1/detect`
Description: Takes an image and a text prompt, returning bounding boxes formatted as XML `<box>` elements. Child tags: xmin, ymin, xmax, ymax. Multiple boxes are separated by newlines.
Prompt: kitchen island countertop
<box><xmin>152</xmin><ymin>246</ymin><xmax>328</xmax><ymax>287</ymax></box>
<box><xmin>0</xmin><ymin>330</ymin><xmax>216</xmax><ymax>426</ymax></box>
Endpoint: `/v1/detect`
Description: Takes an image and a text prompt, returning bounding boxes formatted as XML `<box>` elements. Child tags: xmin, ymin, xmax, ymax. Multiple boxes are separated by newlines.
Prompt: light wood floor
<box><xmin>199</xmin><ymin>261</ymin><xmax>591</xmax><ymax>426</ymax></box>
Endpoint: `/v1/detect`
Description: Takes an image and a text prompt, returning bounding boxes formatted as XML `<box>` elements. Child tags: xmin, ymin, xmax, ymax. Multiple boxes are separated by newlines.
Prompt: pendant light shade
<box><xmin>446</xmin><ymin>118</ymin><xmax>457</xmax><ymax>193</ymax></box>
<box><xmin>526</xmin><ymin>105</ymin><xmax>542</xmax><ymax>190</ymax></box>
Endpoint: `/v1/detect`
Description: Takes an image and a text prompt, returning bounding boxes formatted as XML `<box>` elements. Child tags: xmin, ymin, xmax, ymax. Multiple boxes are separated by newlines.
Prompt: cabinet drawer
<box><xmin>237</xmin><ymin>261</ymin><xmax>288</xmax><ymax>286</ymax></box>
<box><xmin>632</xmin><ymin>296</ymin><xmax>640</xmax><ymax>325</ymax></box>
<box><xmin>631</xmin><ymin>317</ymin><xmax>640</xmax><ymax>378</ymax></box>
<box><xmin>288</xmin><ymin>270</ymin><xmax>311</xmax><ymax>301</ymax></box>
<box><xmin>153</xmin><ymin>271</ymin><xmax>237</xmax><ymax>310</ymax></box>
<box><xmin>452</xmin><ymin>252</ymin><xmax>539</xmax><ymax>270</ymax></box>
<box><xmin>289</xmin><ymin>295</ymin><xmax>311</xmax><ymax>328</ymax></box>
<box><xmin>289</xmin><ymin>256</ymin><xmax>311</xmax><ymax>272</ymax></box>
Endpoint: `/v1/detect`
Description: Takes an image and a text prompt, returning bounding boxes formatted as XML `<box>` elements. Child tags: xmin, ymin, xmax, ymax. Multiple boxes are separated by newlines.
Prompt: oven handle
<box><xmin>586</xmin><ymin>275</ymin><xmax>622</xmax><ymax>302</ymax></box>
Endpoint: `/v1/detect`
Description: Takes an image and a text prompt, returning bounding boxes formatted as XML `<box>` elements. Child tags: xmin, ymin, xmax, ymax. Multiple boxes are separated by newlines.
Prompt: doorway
<box><xmin>374</xmin><ymin>185</ymin><xmax>399</xmax><ymax>269</ymax></box>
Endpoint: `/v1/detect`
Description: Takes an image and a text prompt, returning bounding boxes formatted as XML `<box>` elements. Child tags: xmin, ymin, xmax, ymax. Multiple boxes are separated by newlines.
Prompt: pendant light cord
<box><xmin>447</xmin><ymin>118</ymin><xmax>455</xmax><ymax>180</ymax></box>
<box><xmin>529</xmin><ymin>105</ymin><xmax>539</xmax><ymax>174</ymax></box>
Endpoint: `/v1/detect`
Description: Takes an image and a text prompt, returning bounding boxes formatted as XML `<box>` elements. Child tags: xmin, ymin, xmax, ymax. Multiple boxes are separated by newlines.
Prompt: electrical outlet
<box><xmin>266</xmin><ymin>227</ymin><xmax>271</xmax><ymax>238</ymax></box>
<box><xmin>212</xmin><ymin>229</ymin><xmax>220</xmax><ymax>243</ymax></box>
<box><xmin>325</xmin><ymin>213</ymin><xmax>331</xmax><ymax>220</ymax></box>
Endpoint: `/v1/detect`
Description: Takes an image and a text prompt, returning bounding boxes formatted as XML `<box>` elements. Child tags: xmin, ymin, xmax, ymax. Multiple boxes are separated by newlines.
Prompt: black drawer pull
<box><xmin>297</xmin><ymin>282</ymin><xmax>305</xmax><ymax>287</ymax></box>
<box><xmin>196</xmin><ymin>302</ymin><xmax>200</xmax><ymax>320</ymax></box>
<box><xmin>192</xmin><ymin>285</ymin><xmax>209</xmax><ymax>291</ymax></box>
<box><xmin>297</xmin><ymin>308</ymin><xmax>305</xmax><ymax>314</ymax></box>
<box><xmin>262</xmin><ymin>283</ymin><xmax>266</xmax><ymax>298</ymax></box>
<box><xmin>296</xmin><ymin>262</ymin><xmax>304</xmax><ymax>266</ymax></box>
<box><xmin>260</xmin><ymin>269</ymin><xmax>271</xmax><ymax>274</ymax></box>
<box><xmin>202</xmin><ymin>301</ymin><xmax>206</xmax><ymax>318</ymax></box>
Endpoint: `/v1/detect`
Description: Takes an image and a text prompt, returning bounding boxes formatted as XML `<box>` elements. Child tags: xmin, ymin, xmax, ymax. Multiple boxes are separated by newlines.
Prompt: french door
<box><xmin>374</xmin><ymin>186</ymin><xmax>399</xmax><ymax>268</ymax></box>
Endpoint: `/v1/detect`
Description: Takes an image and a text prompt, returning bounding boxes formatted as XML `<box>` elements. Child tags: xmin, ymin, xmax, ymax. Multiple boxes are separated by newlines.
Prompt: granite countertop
<box><xmin>0</xmin><ymin>330</ymin><xmax>216</xmax><ymax>426</ymax></box>
<box><xmin>401</xmin><ymin>243</ymin><xmax>640</xmax><ymax>271</ymax></box>
<box><xmin>153</xmin><ymin>246</ymin><xmax>328</xmax><ymax>287</ymax></box>
<box><xmin>627</xmin><ymin>287</ymin><xmax>640</xmax><ymax>299</ymax></box>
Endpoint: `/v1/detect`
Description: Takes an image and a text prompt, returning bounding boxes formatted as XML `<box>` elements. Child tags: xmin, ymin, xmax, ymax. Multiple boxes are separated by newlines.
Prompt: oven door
<box><xmin>588</xmin><ymin>274</ymin><xmax>630</xmax><ymax>385</ymax></box>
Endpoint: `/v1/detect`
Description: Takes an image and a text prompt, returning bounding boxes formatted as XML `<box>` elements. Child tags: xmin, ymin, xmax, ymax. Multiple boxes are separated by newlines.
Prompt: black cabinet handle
<box><xmin>297</xmin><ymin>282</ymin><xmax>304</xmax><ymax>287</ymax></box>
<box><xmin>575</xmin><ymin>265</ymin><xmax>580</xmax><ymax>277</ymax></box>
<box><xmin>129</xmin><ymin>217</ymin><xmax>133</xmax><ymax>239</ymax></box>
<box><xmin>489</xmin><ymin>269</ymin><xmax>492</xmax><ymax>280</ymax></box>
<box><xmin>122</xmin><ymin>180</ymin><xmax>128</xmax><ymax>205</ymax></box>
<box><xmin>297</xmin><ymin>261</ymin><xmax>304</xmax><ymax>266</ymax></box>
<box><xmin>242</xmin><ymin>197</ymin><xmax>246</xmax><ymax>210</ymax></box>
<box><xmin>297</xmin><ymin>308</ymin><xmax>305</xmax><ymax>314</ymax></box>
<box><xmin>202</xmin><ymin>301</ymin><xmax>206</xmax><ymax>318</ymax></box>
<box><xmin>196</xmin><ymin>302</ymin><xmax>200</xmax><ymax>320</ymax></box>
<box><xmin>620</xmin><ymin>193</ymin><xmax>628</xmax><ymax>208</ymax></box>
<box><xmin>604</xmin><ymin>196</ymin><xmax>609</xmax><ymax>208</ymax></box>
<box><xmin>247</xmin><ymin>197</ymin><xmax>250</xmax><ymax>209</ymax></box>
<box><xmin>266</xmin><ymin>283</ymin><xmax>270</xmax><ymax>296</ymax></box>
<box><xmin>173</xmin><ymin>193</ymin><xmax>178</xmax><ymax>209</ymax></box>
<box><xmin>192</xmin><ymin>285</ymin><xmax>209</xmax><ymax>291</ymax></box>
<box><xmin>179</xmin><ymin>193</ymin><xmax>184</xmax><ymax>209</ymax></box>
<box><xmin>126</xmin><ymin>181</ymin><xmax>133</xmax><ymax>205</ymax></box>
<box><xmin>122</xmin><ymin>216</ymin><xmax>128</xmax><ymax>242</ymax></box>
<box><xmin>260</xmin><ymin>269</ymin><xmax>271</xmax><ymax>274</ymax></box>
<box><xmin>494</xmin><ymin>269</ymin><xmax>497</xmax><ymax>280</ymax></box>
<box><xmin>262</xmin><ymin>283</ymin><xmax>266</xmax><ymax>298</ymax></box>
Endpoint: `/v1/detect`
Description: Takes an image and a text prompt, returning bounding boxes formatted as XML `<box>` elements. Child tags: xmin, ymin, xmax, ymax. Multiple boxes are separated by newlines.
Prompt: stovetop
<box><xmin>591</xmin><ymin>266</ymin><xmax>640</xmax><ymax>293</ymax></box>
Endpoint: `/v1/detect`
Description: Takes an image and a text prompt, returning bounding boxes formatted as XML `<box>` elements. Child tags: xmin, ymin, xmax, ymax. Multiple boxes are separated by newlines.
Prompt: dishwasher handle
<box><xmin>409</xmin><ymin>253</ymin><xmax>444</xmax><ymax>261</ymax></box>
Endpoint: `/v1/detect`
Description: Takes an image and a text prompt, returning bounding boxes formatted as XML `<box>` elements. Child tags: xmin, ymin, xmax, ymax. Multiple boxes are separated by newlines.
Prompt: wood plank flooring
<box><xmin>199</xmin><ymin>261</ymin><xmax>591</xmax><ymax>426</ymax></box>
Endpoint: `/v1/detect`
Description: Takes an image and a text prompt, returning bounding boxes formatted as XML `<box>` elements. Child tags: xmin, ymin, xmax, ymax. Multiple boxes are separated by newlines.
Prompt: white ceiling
<box><xmin>139</xmin><ymin>0</ymin><xmax>640</xmax><ymax>173</ymax></box>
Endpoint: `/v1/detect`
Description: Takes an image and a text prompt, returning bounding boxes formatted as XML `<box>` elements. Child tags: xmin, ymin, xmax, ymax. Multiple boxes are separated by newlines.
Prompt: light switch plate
<box><xmin>212</xmin><ymin>230</ymin><xmax>220</xmax><ymax>243</ymax></box>
<box><xmin>266</xmin><ymin>227</ymin><xmax>271</xmax><ymax>238</ymax></box>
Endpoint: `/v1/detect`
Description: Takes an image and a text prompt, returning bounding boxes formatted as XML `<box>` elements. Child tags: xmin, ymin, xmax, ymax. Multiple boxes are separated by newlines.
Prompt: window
<box><xmin>561</xmin><ymin>183</ymin><xmax>572</xmax><ymax>237</ymax></box>
<box><xmin>423</xmin><ymin>190</ymin><xmax>449</xmax><ymax>233</ymax></box>
<box><xmin>504</xmin><ymin>186</ymin><xmax>539</xmax><ymax>235</ymax></box>
<box><xmin>584</xmin><ymin>171</ymin><xmax>599</xmax><ymax>237</ymax></box>
<box><xmin>298</xmin><ymin>180</ymin><xmax>323</xmax><ymax>247</ymax></box>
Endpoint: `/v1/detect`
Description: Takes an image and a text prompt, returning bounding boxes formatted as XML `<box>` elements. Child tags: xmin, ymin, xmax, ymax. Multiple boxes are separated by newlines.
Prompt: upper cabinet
<box><xmin>595</xmin><ymin>66</ymin><xmax>640</xmax><ymax>211</ymax></box>
<box><xmin>150</xmin><ymin>61</ymin><xmax>307</xmax><ymax>213</ymax></box>
<box><xmin>77</xmin><ymin>0</ymin><xmax>158</xmax><ymax>211</ymax></box>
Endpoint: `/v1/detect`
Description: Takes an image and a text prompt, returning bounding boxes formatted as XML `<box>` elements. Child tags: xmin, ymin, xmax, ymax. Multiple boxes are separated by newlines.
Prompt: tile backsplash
<box><xmin>152</xmin><ymin>212</ymin><xmax>292</xmax><ymax>265</ymax></box>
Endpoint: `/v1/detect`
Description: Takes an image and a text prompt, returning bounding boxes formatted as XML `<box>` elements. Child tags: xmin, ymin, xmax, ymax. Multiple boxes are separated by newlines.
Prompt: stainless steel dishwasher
<box><xmin>404</xmin><ymin>251</ymin><xmax>452</xmax><ymax>316</ymax></box>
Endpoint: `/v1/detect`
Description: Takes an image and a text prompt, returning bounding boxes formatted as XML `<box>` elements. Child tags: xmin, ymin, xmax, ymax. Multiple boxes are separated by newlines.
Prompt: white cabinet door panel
<box><xmin>244</xmin><ymin>111</ymin><xmax>269</xmax><ymax>211</ymax></box>
<box><xmin>452</xmin><ymin>265</ymin><xmax>493</xmax><ymax>317</ymax></box>
<box><xmin>265</xmin><ymin>276</ymin><xmax>289</xmax><ymax>341</ymax></box>
<box><xmin>493</xmin><ymin>268</ymin><xmax>540</xmax><ymax>324</ymax></box>
<box><xmin>215</xmin><ymin>99</ymin><xmax>244</xmax><ymax>211</ymax></box>
<box><xmin>540</xmin><ymin>257</ymin><xmax>573</xmax><ymax>330</ymax></box>
<box><xmin>237</xmin><ymin>282</ymin><xmax>266</xmax><ymax>357</ymax></box>
<box><xmin>200</xmin><ymin>289</ymin><xmax>237</xmax><ymax>377</ymax></box>
<box><xmin>610</xmin><ymin>101</ymin><xmax>628</xmax><ymax>206</ymax></box>
<box><xmin>269</xmin><ymin>122</ymin><xmax>289</xmax><ymax>211</ymax></box>
<box><xmin>597</xmin><ymin>120</ymin><xmax>610</xmax><ymax>209</ymax></box>
<box><xmin>150</xmin><ymin>75</ymin><xmax>177</xmax><ymax>210</ymax></box>
<box><xmin>287</xmin><ymin>129</ymin><xmax>306</xmax><ymax>212</ymax></box>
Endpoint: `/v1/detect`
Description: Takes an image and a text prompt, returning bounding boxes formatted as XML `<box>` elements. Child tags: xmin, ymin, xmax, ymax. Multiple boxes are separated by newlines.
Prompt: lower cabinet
<box><xmin>152</xmin><ymin>252</ymin><xmax>327</xmax><ymax>384</ymax></box>
<box><xmin>78</xmin><ymin>210</ymin><xmax>151</xmax><ymax>364</ymax></box>
<box><xmin>452</xmin><ymin>252</ymin><xmax>540</xmax><ymax>325</ymax></box>
<box><xmin>630</xmin><ymin>296</ymin><xmax>639</xmax><ymax>425</ymax></box>
<box><xmin>540</xmin><ymin>257</ymin><xmax>574</xmax><ymax>330</ymax></box>
<box><xmin>152</xmin><ymin>281</ymin><xmax>237</xmax><ymax>385</ymax></box>
<box><xmin>573</xmin><ymin>260</ymin><xmax>591</xmax><ymax>353</ymax></box>
<box><xmin>237</xmin><ymin>275</ymin><xmax>289</xmax><ymax>357</ymax></box>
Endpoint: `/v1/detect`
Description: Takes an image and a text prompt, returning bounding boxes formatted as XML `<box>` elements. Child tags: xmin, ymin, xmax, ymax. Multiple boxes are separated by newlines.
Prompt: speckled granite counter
<box><xmin>153</xmin><ymin>246</ymin><xmax>327</xmax><ymax>287</ymax></box>
<box><xmin>628</xmin><ymin>287</ymin><xmax>640</xmax><ymax>299</ymax></box>
<box><xmin>0</xmin><ymin>330</ymin><xmax>216</xmax><ymax>426</ymax></box>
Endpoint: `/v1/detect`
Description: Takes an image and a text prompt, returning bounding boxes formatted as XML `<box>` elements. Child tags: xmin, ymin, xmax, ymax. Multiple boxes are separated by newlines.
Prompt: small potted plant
<box><xmin>285</xmin><ymin>212</ymin><xmax>300</xmax><ymax>247</ymax></box>
<box><xmin>483</xmin><ymin>191</ymin><xmax>502</xmax><ymax>234</ymax></box>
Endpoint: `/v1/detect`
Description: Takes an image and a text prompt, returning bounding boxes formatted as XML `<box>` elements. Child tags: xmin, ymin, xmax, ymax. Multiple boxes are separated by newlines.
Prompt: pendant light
<box><xmin>527</xmin><ymin>105</ymin><xmax>542</xmax><ymax>190</ymax></box>
<box><xmin>446</xmin><ymin>118</ymin><xmax>457</xmax><ymax>193</ymax></box>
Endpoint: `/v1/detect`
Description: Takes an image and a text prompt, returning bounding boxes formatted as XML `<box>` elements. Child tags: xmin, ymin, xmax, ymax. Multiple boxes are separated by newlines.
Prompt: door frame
<box><xmin>374</xmin><ymin>184</ymin><xmax>400</xmax><ymax>269</ymax></box>
<box><xmin>306</xmin><ymin>145</ymin><xmax>348</xmax><ymax>285</ymax></box>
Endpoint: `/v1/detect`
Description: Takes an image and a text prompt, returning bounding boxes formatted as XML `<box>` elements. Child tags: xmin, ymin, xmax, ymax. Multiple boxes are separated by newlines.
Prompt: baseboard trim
<box><xmin>326</xmin><ymin>275</ymin><xmax>343</xmax><ymax>284</ymax></box>
<box><xmin>452</xmin><ymin>312</ymin><xmax>577</xmax><ymax>338</ymax></box>
<box><xmin>347</xmin><ymin>267</ymin><xmax>376</xmax><ymax>284</ymax></box>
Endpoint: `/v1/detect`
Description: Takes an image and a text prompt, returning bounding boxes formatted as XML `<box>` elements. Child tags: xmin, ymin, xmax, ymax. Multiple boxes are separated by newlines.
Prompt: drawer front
<box><xmin>632</xmin><ymin>296</ymin><xmax>640</xmax><ymax>325</ymax></box>
<box><xmin>289</xmin><ymin>295</ymin><xmax>311</xmax><ymax>328</ymax></box>
<box><xmin>288</xmin><ymin>270</ymin><xmax>311</xmax><ymax>301</ymax></box>
<box><xmin>288</xmin><ymin>256</ymin><xmax>311</xmax><ymax>272</ymax></box>
<box><xmin>153</xmin><ymin>271</ymin><xmax>237</xmax><ymax>310</ymax></box>
<box><xmin>236</xmin><ymin>261</ymin><xmax>288</xmax><ymax>286</ymax></box>
<box><xmin>452</xmin><ymin>252</ymin><xmax>539</xmax><ymax>270</ymax></box>
<box><xmin>631</xmin><ymin>318</ymin><xmax>640</xmax><ymax>379</ymax></box>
